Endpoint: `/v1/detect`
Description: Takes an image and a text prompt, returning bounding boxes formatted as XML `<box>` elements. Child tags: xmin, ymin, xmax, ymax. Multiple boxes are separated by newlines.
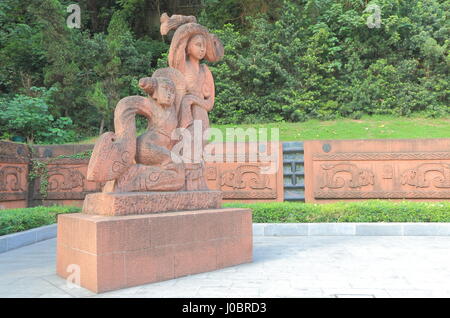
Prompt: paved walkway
<box><xmin>1</xmin><ymin>236</ymin><xmax>450</xmax><ymax>298</ymax></box>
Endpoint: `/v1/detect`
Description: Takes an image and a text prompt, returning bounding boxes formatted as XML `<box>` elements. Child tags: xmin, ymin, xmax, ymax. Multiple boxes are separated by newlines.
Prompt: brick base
<box><xmin>56</xmin><ymin>208</ymin><xmax>252</xmax><ymax>293</ymax></box>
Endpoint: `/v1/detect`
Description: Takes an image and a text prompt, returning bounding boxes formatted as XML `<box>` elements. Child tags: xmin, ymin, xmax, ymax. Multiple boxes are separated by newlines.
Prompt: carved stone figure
<box><xmin>220</xmin><ymin>165</ymin><xmax>272</xmax><ymax>190</ymax></box>
<box><xmin>161</xmin><ymin>13</ymin><xmax>224</xmax><ymax>190</ymax></box>
<box><xmin>319</xmin><ymin>163</ymin><xmax>375</xmax><ymax>189</ymax></box>
<box><xmin>86</xmin><ymin>13</ymin><xmax>224</xmax><ymax>194</ymax></box>
<box><xmin>47</xmin><ymin>167</ymin><xmax>84</xmax><ymax>191</ymax></box>
<box><xmin>0</xmin><ymin>166</ymin><xmax>23</xmax><ymax>192</ymax></box>
<box><xmin>401</xmin><ymin>163</ymin><xmax>450</xmax><ymax>188</ymax></box>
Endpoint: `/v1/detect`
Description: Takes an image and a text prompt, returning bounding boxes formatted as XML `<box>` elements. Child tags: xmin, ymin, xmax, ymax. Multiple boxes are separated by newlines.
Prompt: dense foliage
<box><xmin>0</xmin><ymin>0</ymin><xmax>448</xmax><ymax>142</ymax></box>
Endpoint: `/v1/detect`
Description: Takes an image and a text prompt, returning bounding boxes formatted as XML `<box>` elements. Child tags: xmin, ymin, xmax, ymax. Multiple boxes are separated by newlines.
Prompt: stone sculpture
<box><xmin>86</xmin><ymin>13</ymin><xmax>224</xmax><ymax>194</ymax></box>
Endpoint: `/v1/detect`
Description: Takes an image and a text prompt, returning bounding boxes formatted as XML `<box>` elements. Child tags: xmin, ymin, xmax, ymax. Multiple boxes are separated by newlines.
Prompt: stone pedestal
<box><xmin>56</xmin><ymin>208</ymin><xmax>252</xmax><ymax>293</ymax></box>
<box><xmin>83</xmin><ymin>190</ymin><xmax>222</xmax><ymax>216</ymax></box>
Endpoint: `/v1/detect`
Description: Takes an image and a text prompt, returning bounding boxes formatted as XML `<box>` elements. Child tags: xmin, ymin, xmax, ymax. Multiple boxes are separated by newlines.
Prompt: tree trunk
<box><xmin>99</xmin><ymin>118</ymin><xmax>104</xmax><ymax>135</ymax></box>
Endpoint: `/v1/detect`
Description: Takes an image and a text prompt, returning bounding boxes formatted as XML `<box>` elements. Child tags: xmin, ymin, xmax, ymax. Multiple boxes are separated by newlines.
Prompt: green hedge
<box><xmin>224</xmin><ymin>201</ymin><xmax>450</xmax><ymax>223</ymax></box>
<box><xmin>0</xmin><ymin>206</ymin><xmax>80</xmax><ymax>236</ymax></box>
<box><xmin>1</xmin><ymin>201</ymin><xmax>449</xmax><ymax>236</ymax></box>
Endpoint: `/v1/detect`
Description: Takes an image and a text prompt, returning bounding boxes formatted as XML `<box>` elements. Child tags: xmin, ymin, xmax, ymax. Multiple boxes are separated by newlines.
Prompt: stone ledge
<box><xmin>83</xmin><ymin>190</ymin><xmax>223</xmax><ymax>216</ymax></box>
<box><xmin>0</xmin><ymin>224</ymin><xmax>57</xmax><ymax>254</ymax></box>
<box><xmin>254</xmin><ymin>223</ymin><xmax>450</xmax><ymax>236</ymax></box>
<box><xmin>4</xmin><ymin>222</ymin><xmax>450</xmax><ymax>255</ymax></box>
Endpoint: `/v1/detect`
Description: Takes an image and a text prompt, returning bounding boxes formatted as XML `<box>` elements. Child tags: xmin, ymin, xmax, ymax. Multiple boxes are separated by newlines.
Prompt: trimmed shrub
<box><xmin>0</xmin><ymin>205</ymin><xmax>80</xmax><ymax>236</ymax></box>
<box><xmin>224</xmin><ymin>200</ymin><xmax>450</xmax><ymax>223</ymax></box>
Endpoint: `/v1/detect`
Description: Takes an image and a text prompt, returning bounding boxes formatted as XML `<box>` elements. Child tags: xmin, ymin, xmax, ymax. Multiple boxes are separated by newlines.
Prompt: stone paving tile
<box><xmin>259</xmin><ymin>288</ymin><xmax>326</xmax><ymax>298</ymax></box>
<box><xmin>0</xmin><ymin>277</ymin><xmax>68</xmax><ymax>298</ymax></box>
<box><xmin>224</xmin><ymin>287</ymin><xmax>260</xmax><ymax>298</ymax></box>
<box><xmin>229</xmin><ymin>280</ymin><xmax>268</xmax><ymax>290</ymax></box>
<box><xmin>195</xmin><ymin>287</ymin><xmax>236</xmax><ymax>298</ymax></box>
<box><xmin>1</xmin><ymin>236</ymin><xmax>450</xmax><ymax>298</ymax></box>
<box><xmin>322</xmin><ymin>288</ymin><xmax>390</xmax><ymax>298</ymax></box>
<box><xmin>385</xmin><ymin>289</ymin><xmax>450</xmax><ymax>298</ymax></box>
<box><xmin>40</xmin><ymin>274</ymin><xmax>97</xmax><ymax>298</ymax></box>
<box><xmin>174</xmin><ymin>278</ymin><xmax>234</xmax><ymax>288</ymax></box>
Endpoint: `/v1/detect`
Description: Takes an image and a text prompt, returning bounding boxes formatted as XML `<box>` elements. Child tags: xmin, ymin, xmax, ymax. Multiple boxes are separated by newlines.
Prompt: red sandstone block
<box><xmin>125</xmin><ymin>246</ymin><xmax>175</xmax><ymax>287</ymax></box>
<box><xmin>0</xmin><ymin>201</ymin><xmax>27</xmax><ymax>209</ymax></box>
<box><xmin>194</xmin><ymin>208</ymin><xmax>250</xmax><ymax>241</ymax></box>
<box><xmin>57</xmin><ymin>214</ymin><xmax>97</xmax><ymax>254</ymax></box>
<box><xmin>193</xmin><ymin>212</ymin><xmax>217</xmax><ymax>242</ymax></box>
<box><xmin>216</xmin><ymin>236</ymin><xmax>253</xmax><ymax>268</ymax></box>
<box><xmin>304</xmin><ymin>139</ymin><xmax>450</xmax><ymax>203</ymax></box>
<box><xmin>149</xmin><ymin>212</ymin><xmax>196</xmax><ymax>247</ymax></box>
<box><xmin>96</xmin><ymin>217</ymin><xmax>151</xmax><ymax>254</ymax></box>
<box><xmin>56</xmin><ymin>243</ymin><xmax>98</xmax><ymax>292</ymax></box>
<box><xmin>149</xmin><ymin>214</ymin><xmax>176</xmax><ymax>248</ymax></box>
<box><xmin>56</xmin><ymin>208</ymin><xmax>253</xmax><ymax>293</ymax></box>
<box><xmin>97</xmin><ymin>253</ymin><xmax>126</xmax><ymax>293</ymax></box>
<box><xmin>237</xmin><ymin>209</ymin><xmax>253</xmax><ymax>238</ymax></box>
<box><xmin>174</xmin><ymin>241</ymin><xmax>217</xmax><ymax>277</ymax></box>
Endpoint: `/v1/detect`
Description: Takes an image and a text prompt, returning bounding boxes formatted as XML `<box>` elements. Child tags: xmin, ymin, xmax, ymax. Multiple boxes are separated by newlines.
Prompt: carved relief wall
<box><xmin>0</xmin><ymin>141</ymin><xmax>29</xmax><ymax>209</ymax></box>
<box><xmin>201</xmin><ymin>142</ymin><xmax>283</xmax><ymax>202</ymax></box>
<box><xmin>0</xmin><ymin>141</ymin><xmax>284</xmax><ymax>209</ymax></box>
<box><xmin>2</xmin><ymin>139</ymin><xmax>449</xmax><ymax>208</ymax></box>
<box><xmin>304</xmin><ymin>139</ymin><xmax>450</xmax><ymax>203</ymax></box>
<box><xmin>30</xmin><ymin>144</ymin><xmax>102</xmax><ymax>207</ymax></box>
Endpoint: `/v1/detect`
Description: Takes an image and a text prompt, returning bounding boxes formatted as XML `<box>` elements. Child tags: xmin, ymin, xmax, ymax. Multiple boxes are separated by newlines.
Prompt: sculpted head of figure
<box><xmin>154</xmin><ymin>78</ymin><xmax>176</xmax><ymax>107</ymax></box>
<box><xmin>139</xmin><ymin>77</ymin><xmax>176</xmax><ymax>108</ymax></box>
<box><xmin>167</xmin><ymin>23</ymin><xmax>224</xmax><ymax>73</ymax></box>
<box><xmin>187</xmin><ymin>34</ymin><xmax>206</xmax><ymax>61</ymax></box>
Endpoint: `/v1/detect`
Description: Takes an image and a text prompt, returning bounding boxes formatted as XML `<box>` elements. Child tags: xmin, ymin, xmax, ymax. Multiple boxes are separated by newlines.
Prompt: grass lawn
<box><xmin>214</xmin><ymin>114</ymin><xmax>450</xmax><ymax>141</ymax></box>
<box><xmin>74</xmin><ymin>115</ymin><xmax>449</xmax><ymax>144</ymax></box>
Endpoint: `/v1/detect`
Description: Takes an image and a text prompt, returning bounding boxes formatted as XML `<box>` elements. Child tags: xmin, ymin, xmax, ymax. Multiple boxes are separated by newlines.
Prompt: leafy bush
<box><xmin>0</xmin><ymin>87</ymin><xmax>76</xmax><ymax>144</ymax></box>
<box><xmin>208</xmin><ymin>0</ymin><xmax>449</xmax><ymax>123</ymax></box>
<box><xmin>224</xmin><ymin>200</ymin><xmax>450</xmax><ymax>223</ymax></box>
<box><xmin>0</xmin><ymin>205</ymin><xmax>81</xmax><ymax>236</ymax></box>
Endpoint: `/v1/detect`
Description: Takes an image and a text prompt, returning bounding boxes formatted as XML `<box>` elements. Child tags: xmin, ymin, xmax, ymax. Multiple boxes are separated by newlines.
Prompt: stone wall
<box><xmin>304</xmin><ymin>139</ymin><xmax>450</xmax><ymax>203</ymax></box>
<box><xmin>2</xmin><ymin>138</ymin><xmax>450</xmax><ymax>209</ymax></box>
<box><xmin>0</xmin><ymin>141</ymin><xmax>284</xmax><ymax>208</ymax></box>
<box><xmin>0</xmin><ymin>142</ymin><xmax>30</xmax><ymax>209</ymax></box>
<box><xmin>30</xmin><ymin>144</ymin><xmax>102</xmax><ymax>207</ymax></box>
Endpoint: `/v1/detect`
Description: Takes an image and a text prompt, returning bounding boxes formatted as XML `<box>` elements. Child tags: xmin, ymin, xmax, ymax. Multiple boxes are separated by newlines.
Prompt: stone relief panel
<box><xmin>0</xmin><ymin>165</ymin><xmax>25</xmax><ymax>192</ymax></box>
<box><xmin>205</xmin><ymin>162</ymin><xmax>281</xmax><ymax>201</ymax></box>
<box><xmin>319</xmin><ymin>163</ymin><xmax>375</xmax><ymax>190</ymax></box>
<box><xmin>0</xmin><ymin>141</ymin><xmax>29</xmax><ymax>208</ymax></box>
<box><xmin>33</xmin><ymin>161</ymin><xmax>103</xmax><ymax>202</ymax></box>
<box><xmin>304</xmin><ymin>139</ymin><xmax>450</xmax><ymax>202</ymax></box>
<box><xmin>204</xmin><ymin>141</ymin><xmax>283</xmax><ymax>202</ymax></box>
<box><xmin>400</xmin><ymin>163</ymin><xmax>450</xmax><ymax>189</ymax></box>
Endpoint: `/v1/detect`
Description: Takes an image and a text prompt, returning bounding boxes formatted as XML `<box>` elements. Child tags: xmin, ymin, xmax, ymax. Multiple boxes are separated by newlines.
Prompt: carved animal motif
<box><xmin>47</xmin><ymin>167</ymin><xmax>85</xmax><ymax>191</ymax></box>
<box><xmin>320</xmin><ymin>163</ymin><xmax>375</xmax><ymax>189</ymax></box>
<box><xmin>0</xmin><ymin>166</ymin><xmax>23</xmax><ymax>191</ymax></box>
<box><xmin>114</xmin><ymin>163</ymin><xmax>185</xmax><ymax>192</ymax></box>
<box><xmin>88</xmin><ymin>72</ymin><xmax>182</xmax><ymax>183</ymax></box>
<box><xmin>220</xmin><ymin>165</ymin><xmax>272</xmax><ymax>190</ymax></box>
<box><xmin>87</xmin><ymin>96</ymin><xmax>153</xmax><ymax>182</ymax></box>
<box><xmin>401</xmin><ymin>163</ymin><xmax>450</xmax><ymax>188</ymax></box>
